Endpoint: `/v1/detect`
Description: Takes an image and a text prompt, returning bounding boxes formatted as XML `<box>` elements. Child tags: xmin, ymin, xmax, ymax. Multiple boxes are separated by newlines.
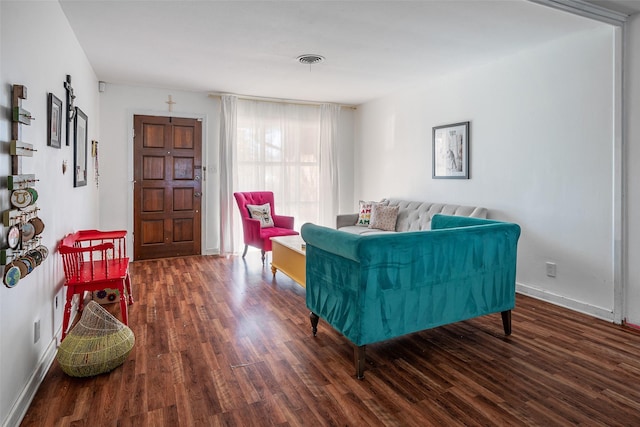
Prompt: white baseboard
<box><xmin>516</xmin><ymin>282</ymin><xmax>615</xmax><ymax>323</ymax></box>
<box><xmin>2</xmin><ymin>335</ymin><xmax>58</xmax><ymax>427</ymax></box>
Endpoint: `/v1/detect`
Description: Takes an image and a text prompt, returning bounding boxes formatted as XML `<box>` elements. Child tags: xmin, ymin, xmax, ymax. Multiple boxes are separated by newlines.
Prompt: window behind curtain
<box><xmin>236</xmin><ymin>99</ymin><xmax>321</xmax><ymax>228</ymax></box>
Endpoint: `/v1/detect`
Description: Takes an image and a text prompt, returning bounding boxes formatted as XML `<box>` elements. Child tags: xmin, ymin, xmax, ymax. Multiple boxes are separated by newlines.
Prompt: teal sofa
<box><xmin>301</xmin><ymin>214</ymin><xmax>521</xmax><ymax>378</ymax></box>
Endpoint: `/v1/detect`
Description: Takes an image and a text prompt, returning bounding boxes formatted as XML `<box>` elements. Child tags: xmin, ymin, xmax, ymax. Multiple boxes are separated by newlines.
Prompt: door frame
<box><xmin>126</xmin><ymin>110</ymin><xmax>208</xmax><ymax>259</ymax></box>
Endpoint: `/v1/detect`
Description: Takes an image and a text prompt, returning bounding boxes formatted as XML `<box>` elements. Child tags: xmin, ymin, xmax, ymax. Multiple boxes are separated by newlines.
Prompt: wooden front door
<box><xmin>133</xmin><ymin>115</ymin><xmax>202</xmax><ymax>260</ymax></box>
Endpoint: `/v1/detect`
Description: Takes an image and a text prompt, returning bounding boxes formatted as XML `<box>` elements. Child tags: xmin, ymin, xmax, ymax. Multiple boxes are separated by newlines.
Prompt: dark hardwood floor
<box><xmin>21</xmin><ymin>254</ymin><xmax>640</xmax><ymax>426</ymax></box>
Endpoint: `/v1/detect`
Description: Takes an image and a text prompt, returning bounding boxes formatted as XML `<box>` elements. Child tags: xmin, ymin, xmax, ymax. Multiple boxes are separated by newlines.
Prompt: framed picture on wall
<box><xmin>47</xmin><ymin>93</ymin><xmax>62</xmax><ymax>148</ymax></box>
<box><xmin>74</xmin><ymin>107</ymin><xmax>88</xmax><ymax>187</ymax></box>
<box><xmin>432</xmin><ymin>121</ymin><xmax>470</xmax><ymax>179</ymax></box>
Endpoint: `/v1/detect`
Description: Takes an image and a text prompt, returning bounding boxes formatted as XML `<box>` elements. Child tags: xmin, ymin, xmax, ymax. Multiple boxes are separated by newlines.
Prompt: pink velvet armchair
<box><xmin>234</xmin><ymin>191</ymin><xmax>299</xmax><ymax>262</ymax></box>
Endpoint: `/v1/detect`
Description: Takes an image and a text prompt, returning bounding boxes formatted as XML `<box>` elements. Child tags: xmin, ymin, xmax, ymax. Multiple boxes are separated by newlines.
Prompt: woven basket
<box><xmin>56</xmin><ymin>300</ymin><xmax>135</xmax><ymax>377</ymax></box>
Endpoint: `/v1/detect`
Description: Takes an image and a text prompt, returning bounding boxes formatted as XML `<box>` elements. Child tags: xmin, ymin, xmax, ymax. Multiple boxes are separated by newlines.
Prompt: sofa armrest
<box><xmin>431</xmin><ymin>213</ymin><xmax>500</xmax><ymax>230</ymax></box>
<box><xmin>302</xmin><ymin>223</ymin><xmax>362</xmax><ymax>262</ymax></box>
<box><xmin>336</xmin><ymin>213</ymin><xmax>359</xmax><ymax>229</ymax></box>
<box><xmin>273</xmin><ymin>214</ymin><xmax>295</xmax><ymax>229</ymax></box>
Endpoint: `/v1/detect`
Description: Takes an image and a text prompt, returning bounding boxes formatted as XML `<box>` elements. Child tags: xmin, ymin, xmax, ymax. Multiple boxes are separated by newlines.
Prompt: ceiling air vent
<box><xmin>297</xmin><ymin>54</ymin><xmax>325</xmax><ymax>65</ymax></box>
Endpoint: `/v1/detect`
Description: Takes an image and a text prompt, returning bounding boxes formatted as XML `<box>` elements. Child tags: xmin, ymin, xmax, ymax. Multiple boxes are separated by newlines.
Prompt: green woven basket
<box><xmin>56</xmin><ymin>300</ymin><xmax>135</xmax><ymax>377</ymax></box>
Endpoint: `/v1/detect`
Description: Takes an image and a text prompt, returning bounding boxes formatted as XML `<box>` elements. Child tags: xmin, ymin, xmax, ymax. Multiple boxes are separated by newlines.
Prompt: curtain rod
<box><xmin>207</xmin><ymin>92</ymin><xmax>357</xmax><ymax>110</ymax></box>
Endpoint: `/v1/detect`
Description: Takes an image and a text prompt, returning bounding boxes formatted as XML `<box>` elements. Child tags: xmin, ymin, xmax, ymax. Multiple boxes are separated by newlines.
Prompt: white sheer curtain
<box><xmin>319</xmin><ymin>103</ymin><xmax>340</xmax><ymax>227</ymax></box>
<box><xmin>219</xmin><ymin>97</ymin><xmax>341</xmax><ymax>255</ymax></box>
<box><xmin>219</xmin><ymin>95</ymin><xmax>237</xmax><ymax>256</ymax></box>
<box><xmin>236</xmin><ymin>99</ymin><xmax>322</xmax><ymax>229</ymax></box>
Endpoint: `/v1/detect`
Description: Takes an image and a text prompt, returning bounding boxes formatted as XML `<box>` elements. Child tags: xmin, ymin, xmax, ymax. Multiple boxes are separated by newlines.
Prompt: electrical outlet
<box><xmin>34</xmin><ymin>320</ymin><xmax>40</xmax><ymax>344</ymax></box>
<box><xmin>546</xmin><ymin>262</ymin><xmax>557</xmax><ymax>278</ymax></box>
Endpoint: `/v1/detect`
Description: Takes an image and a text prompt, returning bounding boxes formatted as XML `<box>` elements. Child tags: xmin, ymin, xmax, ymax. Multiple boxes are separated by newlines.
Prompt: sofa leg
<box><xmin>242</xmin><ymin>245</ymin><xmax>248</xmax><ymax>258</ymax></box>
<box><xmin>310</xmin><ymin>312</ymin><xmax>319</xmax><ymax>336</ymax></box>
<box><xmin>354</xmin><ymin>345</ymin><xmax>366</xmax><ymax>380</ymax></box>
<box><xmin>501</xmin><ymin>310</ymin><xmax>512</xmax><ymax>335</ymax></box>
<box><xmin>261</xmin><ymin>250</ymin><xmax>266</xmax><ymax>263</ymax></box>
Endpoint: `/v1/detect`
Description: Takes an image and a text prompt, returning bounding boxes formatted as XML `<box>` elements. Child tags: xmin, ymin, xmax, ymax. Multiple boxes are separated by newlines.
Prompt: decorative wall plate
<box><xmin>3</xmin><ymin>263</ymin><xmax>21</xmax><ymax>288</ymax></box>
<box><xmin>10</xmin><ymin>189</ymin><xmax>32</xmax><ymax>209</ymax></box>
<box><xmin>21</xmin><ymin>222</ymin><xmax>35</xmax><ymax>242</ymax></box>
<box><xmin>27</xmin><ymin>249</ymin><xmax>43</xmax><ymax>266</ymax></box>
<box><xmin>7</xmin><ymin>225</ymin><xmax>20</xmax><ymax>249</ymax></box>
<box><xmin>27</xmin><ymin>187</ymin><xmax>38</xmax><ymax>204</ymax></box>
<box><xmin>36</xmin><ymin>245</ymin><xmax>49</xmax><ymax>260</ymax></box>
<box><xmin>19</xmin><ymin>256</ymin><xmax>34</xmax><ymax>274</ymax></box>
<box><xmin>30</xmin><ymin>217</ymin><xmax>45</xmax><ymax>235</ymax></box>
<box><xmin>13</xmin><ymin>259</ymin><xmax>29</xmax><ymax>277</ymax></box>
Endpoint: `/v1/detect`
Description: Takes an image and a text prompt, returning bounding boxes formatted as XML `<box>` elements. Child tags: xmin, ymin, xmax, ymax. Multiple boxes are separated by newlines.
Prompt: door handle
<box><xmin>194</xmin><ymin>192</ymin><xmax>202</xmax><ymax>198</ymax></box>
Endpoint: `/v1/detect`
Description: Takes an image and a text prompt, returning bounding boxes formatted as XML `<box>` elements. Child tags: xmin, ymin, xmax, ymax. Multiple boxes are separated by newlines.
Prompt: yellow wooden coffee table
<box><xmin>270</xmin><ymin>235</ymin><xmax>306</xmax><ymax>287</ymax></box>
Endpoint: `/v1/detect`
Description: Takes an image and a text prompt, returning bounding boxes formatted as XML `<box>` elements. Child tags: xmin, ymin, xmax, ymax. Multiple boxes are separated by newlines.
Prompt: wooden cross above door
<box><xmin>166</xmin><ymin>95</ymin><xmax>176</xmax><ymax>112</ymax></box>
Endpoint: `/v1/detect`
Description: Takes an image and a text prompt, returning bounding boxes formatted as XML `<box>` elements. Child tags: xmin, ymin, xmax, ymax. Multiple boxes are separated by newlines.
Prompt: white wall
<box><xmin>0</xmin><ymin>2</ymin><xmax>100</xmax><ymax>426</ymax></box>
<box><xmin>98</xmin><ymin>85</ymin><xmax>221</xmax><ymax>255</ymax></box>
<box><xmin>99</xmin><ymin>88</ymin><xmax>356</xmax><ymax>255</ymax></box>
<box><xmin>337</xmin><ymin>107</ymin><xmax>355</xmax><ymax>215</ymax></box>
<box><xmin>625</xmin><ymin>14</ymin><xmax>640</xmax><ymax>326</ymax></box>
<box><xmin>355</xmin><ymin>26</ymin><xmax>616</xmax><ymax>319</ymax></box>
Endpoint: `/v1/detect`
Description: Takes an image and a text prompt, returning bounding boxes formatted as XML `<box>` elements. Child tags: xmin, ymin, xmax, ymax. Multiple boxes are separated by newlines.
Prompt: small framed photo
<box><xmin>47</xmin><ymin>93</ymin><xmax>63</xmax><ymax>148</ymax></box>
<box><xmin>432</xmin><ymin>121</ymin><xmax>470</xmax><ymax>179</ymax></box>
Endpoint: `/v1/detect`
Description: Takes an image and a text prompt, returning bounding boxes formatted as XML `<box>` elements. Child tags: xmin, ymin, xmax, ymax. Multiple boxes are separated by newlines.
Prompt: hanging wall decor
<box><xmin>432</xmin><ymin>121</ymin><xmax>470</xmax><ymax>179</ymax></box>
<box><xmin>3</xmin><ymin>84</ymin><xmax>49</xmax><ymax>287</ymax></box>
<box><xmin>92</xmin><ymin>140</ymin><xmax>99</xmax><ymax>187</ymax></box>
<box><xmin>47</xmin><ymin>93</ymin><xmax>62</xmax><ymax>148</ymax></box>
<box><xmin>64</xmin><ymin>75</ymin><xmax>75</xmax><ymax>146</ymax></box>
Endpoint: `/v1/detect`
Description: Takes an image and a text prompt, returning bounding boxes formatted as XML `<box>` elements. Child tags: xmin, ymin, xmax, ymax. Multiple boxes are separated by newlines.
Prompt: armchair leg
<box><xmin>501</xmin><ymin>310</ymin><xmax>512</xmax><ymax>335</ymax></box>
<box><xmin>242</xmin><ymin>245</ymin><xmax>248</xmax><ymax>258</ymax></box>
<box><xmin>261</xmin><ymin>250</ymin><xmax>266</xmax><ymax>263</ymax></box>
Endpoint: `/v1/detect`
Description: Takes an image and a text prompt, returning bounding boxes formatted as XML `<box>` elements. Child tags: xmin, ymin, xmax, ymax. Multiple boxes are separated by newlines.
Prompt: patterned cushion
<box><xmin>356</xmin><ymin>200</ymin><xmax>374</xmax><ymax>226</ymax></box>
<box><xmin>247</xmin><ymin>203</ymin><xmax>275</xmax><ymax>228</ymax></box>
<box><xmin>369</xmin><ymin>203</ymin><xmax>399</xmax><ymax>231</ymax></box>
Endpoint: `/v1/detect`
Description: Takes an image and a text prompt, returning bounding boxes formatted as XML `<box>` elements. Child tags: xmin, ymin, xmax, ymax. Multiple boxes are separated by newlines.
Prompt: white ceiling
<box><xmin>58</xmin><ymin>0</ymin><xmax>633</xmax><ymax>105</ymax></box>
